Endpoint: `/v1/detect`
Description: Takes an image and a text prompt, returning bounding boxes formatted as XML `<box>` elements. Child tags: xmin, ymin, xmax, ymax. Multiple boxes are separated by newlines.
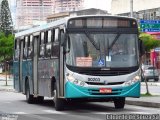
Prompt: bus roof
<box><xmin>15</xmin><ymin>15</ymin><xmax>137</xmax><ymax>38</ymax></box>
<box><xmin>15</xmin><ymin>17</ymin><xmax>68</xmax><ymax>38</ymax></box>
<box><xmin>66</xmin><ymin>15</ymin><xmax>137</xmax><ymax>20</ymax></box>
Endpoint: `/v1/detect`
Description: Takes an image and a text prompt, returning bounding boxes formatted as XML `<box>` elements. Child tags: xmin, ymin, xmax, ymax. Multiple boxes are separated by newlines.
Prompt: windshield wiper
<box><xmin>85</xmin><ymin>31</ymin><xmax>100</xmax><ymax>50</ymax></box>
<box><xmin>108</xmin><ymin>34</ymin><xmax>120</xmax><ymax>50</ymax></box>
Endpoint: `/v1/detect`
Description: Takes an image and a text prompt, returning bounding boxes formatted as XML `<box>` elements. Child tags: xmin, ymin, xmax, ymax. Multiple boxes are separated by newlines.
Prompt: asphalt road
<box><xmin>0</xmin><ymin>91</ymin><xmax>160</xmax><ymax>120</ymax></box>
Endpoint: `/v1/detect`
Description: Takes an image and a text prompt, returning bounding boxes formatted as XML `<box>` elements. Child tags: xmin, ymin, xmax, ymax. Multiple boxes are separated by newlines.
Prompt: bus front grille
<box><xmin>86</xmin><ymin>82</ymin><xmax>124</xmax><ymax>85</ymax></box>
<box><xmin>78</xmin><ymin>70</ymin><xmax>131</xmax><ymax>76</ymax></box>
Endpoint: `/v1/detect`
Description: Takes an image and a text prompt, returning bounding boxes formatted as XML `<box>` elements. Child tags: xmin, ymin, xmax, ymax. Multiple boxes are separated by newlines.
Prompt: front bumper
<box><xmin>65</xmin><ymin>81</ymin><xmax>140</xmax><ymax>98</ymax></box>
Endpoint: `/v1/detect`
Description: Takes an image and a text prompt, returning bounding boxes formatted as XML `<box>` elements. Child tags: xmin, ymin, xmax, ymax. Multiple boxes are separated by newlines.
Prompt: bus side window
<box><xmin>39</xmin><ymin>32</ymin><xmax>45</xmax><ymax>58</ymax></box>
<box><xmin>28</xmin><ymin>35</ymin><xmax>33</xmax><ymax>59</ymax></box>
<box><xmin>52</xmin><ymin>28</ymin><xmax>59</xmax><ymax>57</ymax></box>
<box><xmin>14</xmin><ymin>39</ymin><xmax>20</xmax><ymax>60</ymax></box>
<box><xmin>51</xmin><ymin>29</ymin><xmax>55</xmax><ymax>42</ymax></box>
<box><xmin>46</xmin><ymin>30</ymin><xmax>52</xmax><ymax>58</ymax></box>
<box><xmin>23</xmin><ymin>36</ymin><xmax>28</xmax><ymax>59</ymax></box>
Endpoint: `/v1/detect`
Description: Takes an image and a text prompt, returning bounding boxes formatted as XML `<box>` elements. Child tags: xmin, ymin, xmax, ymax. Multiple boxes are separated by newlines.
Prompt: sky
<box><xmin>8</xmin><ymin>0</ymin><xmax>16</xmax><ymax>25</ymax></box>
<box><xmin>7</xmin><ymin>0</ymin><xmax>112</xmax><ymax>13</ymax></box>
<box><xmin>6</xmin><ymin>0</ymin><xmax>112</xmax><ymax>25</ymax></box>
<box><xmin>84</xmin><ymin>0</ymin><xmax>112</xmax><ymax>13</ymax></box>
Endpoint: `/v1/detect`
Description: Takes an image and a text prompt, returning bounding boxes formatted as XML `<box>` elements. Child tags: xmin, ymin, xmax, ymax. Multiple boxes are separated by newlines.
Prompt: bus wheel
<box><xmin>26</xmin><ymin>82</ymin><xmax>35</xmax><ymax>104</ymax></box>
<box><xmin>114</xmin><ymin>97</ymin><xmax>125</xmax><ymax>109</ymax></box>
<box><xmin>37</xmin><ymin>96</ymin><xmax>44</xmax><ymax>103</ymax></box>
<box><xmin>154</xmin><ymin>78</ymin><xmax>159</xmax><ymax>82</ymax></box>
<box><xmin>53</xmin><ymin>88</ymin><xmax>65</xmax><ymax>111</ymax></box>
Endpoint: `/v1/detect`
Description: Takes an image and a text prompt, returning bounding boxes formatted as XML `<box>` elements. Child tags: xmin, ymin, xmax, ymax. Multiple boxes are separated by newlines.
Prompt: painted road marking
<box><xmin>43</xmin><ymin>110</ymin><xmax>67</xmax><ymax>114</ymax></box>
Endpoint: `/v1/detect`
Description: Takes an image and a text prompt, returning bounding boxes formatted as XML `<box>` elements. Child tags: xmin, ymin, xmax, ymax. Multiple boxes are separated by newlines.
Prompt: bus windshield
<box><xmin>65</xmin><ymin>33</ymin><xmax>139</xmax><ymax>68</ymax></box>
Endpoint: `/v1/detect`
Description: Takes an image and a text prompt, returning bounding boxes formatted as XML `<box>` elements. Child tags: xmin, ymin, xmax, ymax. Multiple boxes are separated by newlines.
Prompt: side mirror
<box><xmin>139</xmin><ymin>39</ymin><xmax>145</xmax><ymax>57</ymax></box>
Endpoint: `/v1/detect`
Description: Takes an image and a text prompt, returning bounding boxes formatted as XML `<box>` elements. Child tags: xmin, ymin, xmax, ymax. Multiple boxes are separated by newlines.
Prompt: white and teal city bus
<box><xmin>13</xmin><ymin>15</ymin><xmax>144</xmax><ymax>111</ymax></box>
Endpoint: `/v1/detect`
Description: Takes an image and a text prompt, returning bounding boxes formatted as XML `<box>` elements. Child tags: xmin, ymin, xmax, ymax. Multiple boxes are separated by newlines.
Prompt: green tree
<box><xmin>0</xmin><ymin>0</ymin><xmax>13</xmax><ymax>35</ymax></box>
<box><xmin>0</xmin><ymin>32</ymin><xmax>14</xmax><ymax>61</ymax></box>
<box><xmin>139</xmin><ymin>33</ymin><xmax>160</xmax><ymax>96</ymax></box>
<box><xmin>139</xmin><ymin>33</ymin><xmax>160</xmax><ymax>52</ymax></box>
<box><xmin>0</xmin><ymin>32</ymin><xmax>14</xmax><ymax>85</ymax></box>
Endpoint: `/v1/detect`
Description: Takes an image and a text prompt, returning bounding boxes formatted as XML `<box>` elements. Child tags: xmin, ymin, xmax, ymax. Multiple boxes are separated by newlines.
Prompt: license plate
<box><xmin>99</xmin><ymin>88</ymin><xmax>112</xmax><ymax>93</ymax></box>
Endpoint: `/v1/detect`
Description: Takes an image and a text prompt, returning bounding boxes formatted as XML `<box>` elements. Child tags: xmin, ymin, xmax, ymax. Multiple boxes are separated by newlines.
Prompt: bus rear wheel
<box><xmin>53</xmin><ymin>88</ymin><xmax>65</xmax><ymax>111</ymax></box>
<box><xmin>37</xmin><ymin>96</ymin><xmax>44</xmax><ymax>103</ymax></box>
<box><xmin>26</xmin><ymin>83</ymin><xmax>35</xmax><ymax>104</ymax></box>
<box><xmin>114</xmin><ymin>97</ymin><xmax>125</xmax><ymax>109</ymax></box>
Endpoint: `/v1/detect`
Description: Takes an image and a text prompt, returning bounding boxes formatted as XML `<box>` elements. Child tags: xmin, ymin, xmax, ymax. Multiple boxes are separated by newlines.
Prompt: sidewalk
<box><xmin>141</xmin><ymin>82</ymin><xmax>160</xmax><ymax>86</ymax></box>
<box><xmin>126</xmin><ymin>96</ymin><xmax>160</xmax><ymax>108</ymax></box>
<box><xmin>0</xmin><ymin>74</ymin><xmax>13</xmax><ymax>81</ymax></box>
<box><xmin>126</xmin><ymin>82</ymin><xmax>160</xmax><ymax>108</ymax></box>
<box><xmin>0</xmin><ymin>78</ymin><xmax>14</xmax><ymax>92</ymax></box>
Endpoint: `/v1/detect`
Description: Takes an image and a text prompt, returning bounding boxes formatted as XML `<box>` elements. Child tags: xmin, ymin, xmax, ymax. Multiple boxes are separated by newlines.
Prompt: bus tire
<box><xmin>26</xmin><ymin>81</ymin><xmax>35</xmax><ymax>104</ymax></box>
<box><xmin>53</xmin><ymin>85</ymin><xmax>65</xmax><ymax>111</ymax></box>
<box><xmin>154</xmin><ymin>78</ymin><xmax>159</xmax><ymax>82</ymax></box>
<box><xmin>37</xmin><ymin>96</ymin><xmax>44</xmax><ymax>103</ymax></box>
<box><xmin>114</xmin><ymin>97</ymin><xmax>125</xmax><ymax>109</ymax></box>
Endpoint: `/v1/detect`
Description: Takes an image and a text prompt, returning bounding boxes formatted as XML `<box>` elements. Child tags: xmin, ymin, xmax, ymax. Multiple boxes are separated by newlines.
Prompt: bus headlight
<box><xmin>124</xmin><ymin>75</ymin><xmax>140</xmax><ymax>86</ymax></box>
<box><xmin>67</xmin><ymin>74</ymin><xmax>75</xmax><ymax>82</ymax></box>
<box><xmin>66</xmin><ymin>74</ymin><xmax>87</xmax><ymax>87</ymax></box>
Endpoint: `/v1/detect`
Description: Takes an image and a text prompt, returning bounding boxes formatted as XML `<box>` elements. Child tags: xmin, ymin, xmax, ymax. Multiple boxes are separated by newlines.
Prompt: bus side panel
<box><xmin>13</xmin><ymin>61</ymin><xmax>20</xmax><ymax>92</ymax></box>
<box><xmin>38</xmin><ymin>58</ymin><xmax>59</xmax><ymax>97</ymax></box>
<box><xmin>22</xmin><ymin>60</ymin><xmax>33</xmax><ymax>93</ymax></box>
<box><xmin>27</xmin><ymin>60</ymin><xmax>34</xmax><ymax>94</ymax></box>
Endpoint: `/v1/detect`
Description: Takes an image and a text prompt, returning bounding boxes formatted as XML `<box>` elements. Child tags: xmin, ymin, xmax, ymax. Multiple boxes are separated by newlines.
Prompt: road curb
<box><xmin>0</xmin><ymin>88</ymin><xmax>15</xmax><ymax>92</ymax></box>
<box><xmin>0</xmin><ymin>89</ymin><xmax>15</xmax><ymax>92</ymax></box>
<box><xmin>126</xmin><ymin>100</ymin><xmax>160</xmax><ymax>108</ymax></box>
